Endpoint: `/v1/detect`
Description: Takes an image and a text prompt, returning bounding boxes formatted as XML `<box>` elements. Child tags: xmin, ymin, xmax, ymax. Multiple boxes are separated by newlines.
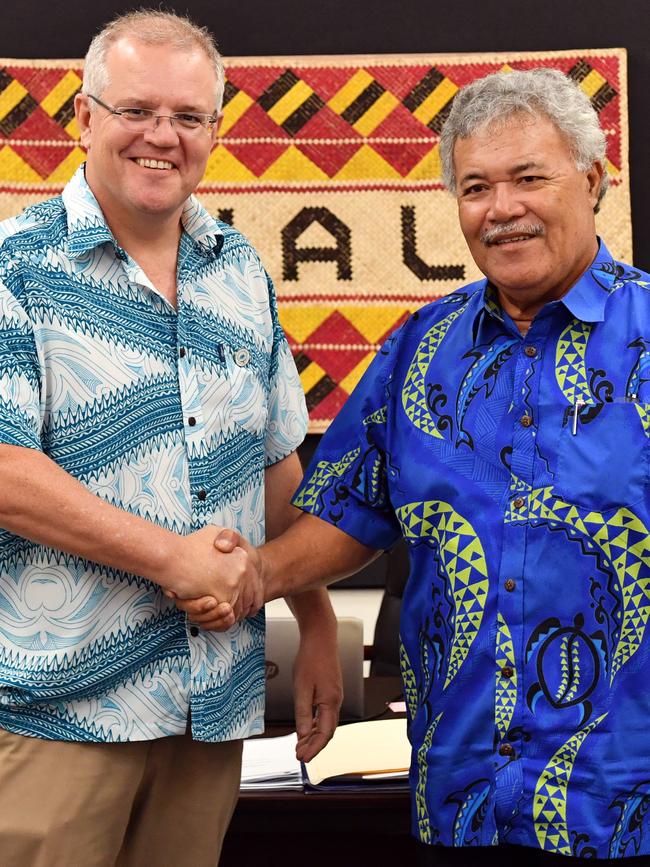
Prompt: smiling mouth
<box><xmin>491</xmin><ymin>235</ymin><xmax>535</xmax><ymax>246</ymax></box>
<box><xmin>481</xmin><ymin>222</ymin><xmax>545</xmax><ymax>247</ymax></box>
<box><xmin>134</xmin><ymin>158</ymin><xmax>175</xmax><ymax>170</ymax></box>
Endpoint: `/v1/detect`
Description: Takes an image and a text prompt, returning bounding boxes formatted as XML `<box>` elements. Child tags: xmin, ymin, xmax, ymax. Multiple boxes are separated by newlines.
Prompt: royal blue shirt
<box><xmin>294</xmin><ymin>241</ymin><xmax>650</xmax><ymax>858</ymax></box>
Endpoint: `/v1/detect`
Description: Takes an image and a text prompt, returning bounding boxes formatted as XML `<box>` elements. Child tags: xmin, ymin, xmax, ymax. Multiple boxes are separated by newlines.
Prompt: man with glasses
<box><xmin>0</xmin><ymin>10</ymin><xmax>341</xmax><ymax>866</ymax></box>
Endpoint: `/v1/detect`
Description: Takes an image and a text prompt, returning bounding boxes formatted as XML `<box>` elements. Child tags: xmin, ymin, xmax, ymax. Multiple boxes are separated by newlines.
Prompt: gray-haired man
<box><xmin>185</xmin><ymin>68</ymin><xmax>650</xmax><ymax>865</ymax></box>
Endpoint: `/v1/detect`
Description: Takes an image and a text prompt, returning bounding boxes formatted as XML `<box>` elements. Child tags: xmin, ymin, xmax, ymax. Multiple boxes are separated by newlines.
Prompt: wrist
<box><xmin>258</xmin><ymin>543</ymin><xmax>282</xmax><ymax>603</ymax></box>
<box><xmin>149</xmin><ymin>531</ymin><xmax>188</xmax><ymax>594</ymax></box>
<box><xmin>287</xmin><ymin>588</ymin><xmax>337</xmax><ymax>640</ymax></box>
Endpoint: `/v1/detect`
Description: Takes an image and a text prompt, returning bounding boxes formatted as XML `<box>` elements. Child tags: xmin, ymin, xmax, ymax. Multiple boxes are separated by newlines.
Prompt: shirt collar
<box><xmin>62</xmin><ymin>164</ymin><xmax>224</xmax><ymax>259</ymax></box>
<box><xmin>63</xmin><ymin>165</ymin><xmax>115</xmax><ymax>257</ymax></box>
<box><xmin>560</xmin><ymin>238</ymin><xmax>617</xmax><ymax>323</ymax></box>
<box><xmin>470</xmin><ymin>238</ymin><xmax>617</xmax><ymax>343</ymax></box>
<box><xmin>180</xmin><ymin>195</ymin><xmax>224</xmax><ymax>257</ymax></box>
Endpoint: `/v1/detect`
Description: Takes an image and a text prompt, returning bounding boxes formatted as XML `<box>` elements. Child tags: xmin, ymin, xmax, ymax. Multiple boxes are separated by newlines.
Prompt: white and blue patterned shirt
<box><xmin>0</xmin><ymin>166</ymin><xmax>307</xmax><ymax>743</ymax></box>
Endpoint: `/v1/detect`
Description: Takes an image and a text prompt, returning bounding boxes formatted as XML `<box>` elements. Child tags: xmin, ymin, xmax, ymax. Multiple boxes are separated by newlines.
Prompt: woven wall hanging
<box><xmin>0</xmin><ymin>49</ymin><xmax>630</xmax><ymax>431</ymax></box>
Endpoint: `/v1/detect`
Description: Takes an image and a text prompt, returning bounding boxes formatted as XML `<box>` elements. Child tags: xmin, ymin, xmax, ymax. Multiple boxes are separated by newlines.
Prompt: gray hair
<box><xmin>440</xmin><ymin>68</ymin><xmax>609</xmax><ymax>209</ymax></box>
<box><xmin>82</xmin><ymin>8</ymin><xmax>225</xmax><ymax>113</ymax></box>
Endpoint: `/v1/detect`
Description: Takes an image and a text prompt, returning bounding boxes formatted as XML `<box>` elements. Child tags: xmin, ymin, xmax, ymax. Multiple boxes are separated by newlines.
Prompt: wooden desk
<box><xmin>220</xmin><ymin>677</ymin><xmax>418</xmax><ymax>867</ymax></box>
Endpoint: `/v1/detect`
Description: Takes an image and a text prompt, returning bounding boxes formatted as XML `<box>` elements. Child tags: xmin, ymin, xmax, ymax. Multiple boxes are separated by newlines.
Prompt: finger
<box><xmin>163</xmin><ymin>589</ymin><xmax>177</xmax><ymax>599</ymax></box>
<box><xmin>293</xmin><ymin>696</ymin><xmax>316</xmax><ymax>741</ymax></box>
<box><xmin>188</xmin><ymin>611</ymin><xmax>236</xmax><ymax>632</ymax></box>
<box><xmin>190</xmin><ymin>602</ymin><xmax>234</xmax><ymax>625</ymax></box>
<box><xmin>296</xmin><ymin>730</ymin><xmax>331</xmax><ymax>763</ymax></box>
<box><xmin>175</xmin><ymin>596</ymin><xmax>218</xmax><ymax>617</ymax></box>
<box><xmin>295</xmin><ymin>703</ymin><xmax>338</xmax><ymax>762</ymax></box>
<box><xmin>213</xmin><ymin>528</ymin><xmax>241</xmax><ymax>553</ymax></box>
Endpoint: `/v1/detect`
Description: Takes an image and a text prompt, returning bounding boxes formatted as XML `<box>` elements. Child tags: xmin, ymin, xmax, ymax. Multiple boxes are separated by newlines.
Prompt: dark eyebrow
<box><xmin>458</xmin><ymin>171</ymin><xmax>487</xmax><ymax>187</ymax></box>
<box><xmin>511</xmin><ymin>161</ymin><xmax>545</xmax><ymax>174</ymax></box>
<box><xmin>459</xmin><ymin>161</ymin><xmax>546</xmax><ymax>187</ymax></box>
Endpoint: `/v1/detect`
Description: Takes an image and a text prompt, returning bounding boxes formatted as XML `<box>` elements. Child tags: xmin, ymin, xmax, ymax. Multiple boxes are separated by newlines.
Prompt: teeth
<box><xmin>495</xmin><ymin>236</ymin><xmax>530</xmax><ymax>245</ymax></box>
<box><xmin>135</xmin><ymin>158</ymin><xmax>174</xmax><ymax>170</ymax></box>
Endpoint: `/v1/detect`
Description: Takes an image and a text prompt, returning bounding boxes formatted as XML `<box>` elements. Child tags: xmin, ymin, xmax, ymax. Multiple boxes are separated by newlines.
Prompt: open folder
<box><xmin>302</xmin><ymin>718</ymin><xmax>410</xmax><ymax>790</ymax></box>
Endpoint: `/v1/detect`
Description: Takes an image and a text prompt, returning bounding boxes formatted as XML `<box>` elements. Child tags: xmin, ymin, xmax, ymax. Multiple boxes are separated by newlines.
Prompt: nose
<box><xmin>486</xmin><ymin>182</ymin><xmax>527</xmax><ymax>223</ymax></box>
<box><xmin>143</xmin><ymin>115</ymin><xmax>180</xmax><ymax>147</ymax></box>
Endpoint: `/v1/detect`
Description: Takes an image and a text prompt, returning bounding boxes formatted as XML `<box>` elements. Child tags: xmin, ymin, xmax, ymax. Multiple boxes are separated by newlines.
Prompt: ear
<box><xmin>74</xmin><ymin>93</ymin><xmax>92</xmax><ymax>150</ymax></box>
<box><xmin>585</xmin><ymin>160</ymin><xmax>604</xmax><ymax>209</ymax></box>
<box><xmin>209</xmin><ymin>111</ymin><xmax>223</xmax><ymax>152</ymax></box>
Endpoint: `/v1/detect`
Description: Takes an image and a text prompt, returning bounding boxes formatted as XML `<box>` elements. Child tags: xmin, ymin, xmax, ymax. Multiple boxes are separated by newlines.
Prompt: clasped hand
<box><xmin>165</xmin><ymin>526</ymin><xmax>256</xmax><ymax>631</ymax></box>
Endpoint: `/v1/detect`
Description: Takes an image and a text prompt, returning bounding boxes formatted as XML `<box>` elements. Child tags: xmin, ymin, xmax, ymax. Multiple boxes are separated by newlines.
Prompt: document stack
<box><xmin>302</xmin><ymin>718</ymin><xmax>410</xmax><ymax>792</ymax></box>
<box><xmin>240</xmin><ymin>732</ymin><xmax>303</xmax><ymax>790</ymax></box>
<box><xmin>240</xmin><ymin>718</ymin><xmax>410</xmax><ymax>793</ymax></box>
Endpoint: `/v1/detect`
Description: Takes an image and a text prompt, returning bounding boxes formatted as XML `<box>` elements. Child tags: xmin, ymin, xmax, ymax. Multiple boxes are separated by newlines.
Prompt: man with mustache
<box><xmin>184</xmin><ymin>68</ymin><xmax>650</xmax><ymax>863</ymax></box>
<box><xmin>0</xmin><ymin>9</ymin><xmax>341</xmax><ymax>866</ymax></box>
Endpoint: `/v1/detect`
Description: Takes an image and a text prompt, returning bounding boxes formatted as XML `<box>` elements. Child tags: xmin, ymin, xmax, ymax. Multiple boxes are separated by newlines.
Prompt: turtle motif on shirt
<box><xmin>507</xmin><ymin>485</ymin><xmax>650</xmax><ymax>685</ymax></box>
<box><xmin>525</xmin><ymin>613</ymin><xmax>607</xmax><ymax>728</ymax></box>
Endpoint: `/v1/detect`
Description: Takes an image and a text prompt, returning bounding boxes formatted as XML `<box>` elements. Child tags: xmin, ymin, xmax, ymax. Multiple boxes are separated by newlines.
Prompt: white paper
<box><xmin>240</xmin><ymin>732</ymin><xmax>303</xmax><ymax>790</ymax></box>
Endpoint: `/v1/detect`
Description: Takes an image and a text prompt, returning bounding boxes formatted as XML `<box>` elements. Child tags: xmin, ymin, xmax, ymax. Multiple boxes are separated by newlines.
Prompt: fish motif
<box><xmin>455</xmin><ymin>339</ymin><xmax>518</xmax><ymax>448</ymax></box>
<box><xmin>416</xmin><ymin>712</ymin><xmax>443</xmax><ymax>843</ymax></box>
<box><xmin>397</xmin><ymin>500</ymin><xmax>489</xmax><ymax>689</ymax></box>
<box><xmin>609</xmin><ymin>781</ymin><xmax>650</xmax><ymax>858</ymax></box>
<box><xmin>534</xmin><ymin>713</ymin><xmax>608</xmax><ymax>854</ymax></box>
<box><xmin>402</xmin><ymin>304</ymin><xmax>468</xmax><ymax>439</ymax></box>
<box><xmin>495</xmin><ymin>613</ymin><xmax>517</xmax><ymax>742</ymax></box>
<box><xmin>446</xmin><ymin>779</ymin><xmax>492</xmax><ymax>847</ymax></box>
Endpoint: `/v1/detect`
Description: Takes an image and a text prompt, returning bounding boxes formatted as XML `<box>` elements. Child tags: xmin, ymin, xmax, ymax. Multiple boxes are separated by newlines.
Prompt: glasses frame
<box><xmin>87</xmin><ymin>94</ymin><xmax>219</xmax><ymax>132</ymax></box>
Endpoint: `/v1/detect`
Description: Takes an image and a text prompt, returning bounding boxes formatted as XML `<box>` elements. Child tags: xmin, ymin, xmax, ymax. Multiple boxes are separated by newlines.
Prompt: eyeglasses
<box><xmin>87</xmin><ymin>94</ymin><xmax>219</xmax><ymax>131</ymax></box>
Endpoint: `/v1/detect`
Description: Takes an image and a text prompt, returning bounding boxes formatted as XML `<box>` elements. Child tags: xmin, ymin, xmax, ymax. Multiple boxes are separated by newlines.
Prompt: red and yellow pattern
<box><xmin>0</xmin><ymin>50</ymin><xmax>630</xmax><ymax>431</ymax></box>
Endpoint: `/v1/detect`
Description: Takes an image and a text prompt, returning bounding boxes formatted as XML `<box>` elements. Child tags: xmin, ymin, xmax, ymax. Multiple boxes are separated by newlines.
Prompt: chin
<box><xmin>133</xmin><ymin>196</ymin><xmax>183</xmax><ymax>216</ymax></box>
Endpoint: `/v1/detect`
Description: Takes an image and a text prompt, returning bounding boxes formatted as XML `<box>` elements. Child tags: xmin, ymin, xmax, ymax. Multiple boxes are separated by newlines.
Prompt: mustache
<box><xmin>480</xmin><ymin>222</ymin><xmax>545</xmax><ymax>246</ymax></box>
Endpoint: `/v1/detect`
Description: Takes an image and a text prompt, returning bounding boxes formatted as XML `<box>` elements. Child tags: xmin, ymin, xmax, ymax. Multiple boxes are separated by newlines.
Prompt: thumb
<box><xmin>213</xmin><ymin>527</ymin><xmax>241</xmax><ymax>553</ymax></box>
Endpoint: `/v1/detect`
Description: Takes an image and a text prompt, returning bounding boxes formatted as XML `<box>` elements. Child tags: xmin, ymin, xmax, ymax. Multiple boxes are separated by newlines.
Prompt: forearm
<box><xmin>0</xmin><ymin>444</ymin><xmax>185</xmax><ymax>591</ymax></box>
<box><xmin>260</xmin><ymin>512</ymin><xmax>378</xmax><ymax>602</ymax></box>
<box><xmin>286</xmin><ymin>586</ymin><xmax>337</xmax><ymax>636</ymax></box>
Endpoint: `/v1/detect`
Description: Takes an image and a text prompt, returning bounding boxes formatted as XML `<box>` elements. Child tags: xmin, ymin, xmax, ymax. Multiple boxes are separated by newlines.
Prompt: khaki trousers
<box><xmin>0</xmin><ymin>727</ymin><xmax>242</xmax><ymax>867</ymax></box>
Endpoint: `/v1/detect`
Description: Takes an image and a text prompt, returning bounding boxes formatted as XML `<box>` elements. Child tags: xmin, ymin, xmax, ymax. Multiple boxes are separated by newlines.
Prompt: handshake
<box><xmin>162</xmin><ymin>525</ymin><xmax>263</xmax><ymax>631</ymax></box>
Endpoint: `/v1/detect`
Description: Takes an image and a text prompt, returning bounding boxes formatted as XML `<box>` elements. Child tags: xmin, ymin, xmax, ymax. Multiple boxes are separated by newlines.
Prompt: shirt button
<box><xmin>513</xmin><ymin>496</ymin><xmax>525</xmax><ymax>509</ymax></box>
<box><xmin>189</xmin><ymin>626</ymin><xmax>200</xmax><ymax>637</ymax></box>
<box><xmin>499</xmin><ymin>743</ymin><xmax>514</xmax><ymax>757</ymax></box>
<box><xmin>188</xmin><ymin>416</ymin><xmax>196</xmax><ymax>427</ymax></box>
<box><xmin>520</xmin><ymin>414</ymin><xmax>533</xmax><ymax>427</ymax></box>
<box><xmin>501</xmin><ymin>666</ymin><xmax>514</xmax><ymax>679</ymax></box>
<box><xmin>504</xmin><ymin>578</ymin><xmax>516</xmax><ymax>592</ymax></box>
<box><xmin>197</xmin><ymin>489</ymin><xmax>207</xmax><ymax>501</ymax></box>
<box><xmin>524</xmin><ymin>345</ymin><xmax>537</xmax><ymax>358</ymax></box>
<box><xmin>179</xmin><ymin>347</ymin><xmax>186</xmax><ymax>359</ymax></box>
<box><xmin>234</xmin><ymin>348</ymin><xmax>250</xmax><ymax>367</ymax></box>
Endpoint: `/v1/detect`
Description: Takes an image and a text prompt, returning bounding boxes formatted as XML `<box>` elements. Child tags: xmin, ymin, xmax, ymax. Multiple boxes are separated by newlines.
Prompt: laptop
<box><xmin>264</xmin><ymin>616</ymin><xmax>365</xmax><ymax>722</ymax></box>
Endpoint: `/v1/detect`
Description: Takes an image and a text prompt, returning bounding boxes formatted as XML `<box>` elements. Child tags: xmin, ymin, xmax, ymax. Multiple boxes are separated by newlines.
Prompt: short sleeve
<box><xmin>292</xmin><ymin>330</ymin><xmax>402</xmax><ymax>550</ymax></box>
<box><xmin>0</xmin><ymin>279</ymin><xmax>42</xmax><ymax>450</ymax></box>
<box><xmin>264</xmin><ymin>272</ymin><xmax>308</xmax><ymax>466</ymax></box>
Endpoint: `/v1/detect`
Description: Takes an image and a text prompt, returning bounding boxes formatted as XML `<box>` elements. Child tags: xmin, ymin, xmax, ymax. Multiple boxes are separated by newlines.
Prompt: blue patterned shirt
<box><xmin>0</xmin><ymin>166</ymin><xmax>307</xmax><ymax>743</ymax></box>
<box><xmin>294</xmin><ymin>242</ymin><xmax>650</xmax><ymax>859</ymax></box>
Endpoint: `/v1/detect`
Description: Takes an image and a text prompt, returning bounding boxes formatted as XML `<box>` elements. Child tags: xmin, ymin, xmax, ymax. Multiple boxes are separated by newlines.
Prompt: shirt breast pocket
<box><xmin>554</xmin><ymin>401</ymin><xmax>649</xmax><ymax>512</ymax></box>
<box><xmin>224</xmin><ymin>347</ymin><xmax>268</xmax><ymax>437</ymax></box>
